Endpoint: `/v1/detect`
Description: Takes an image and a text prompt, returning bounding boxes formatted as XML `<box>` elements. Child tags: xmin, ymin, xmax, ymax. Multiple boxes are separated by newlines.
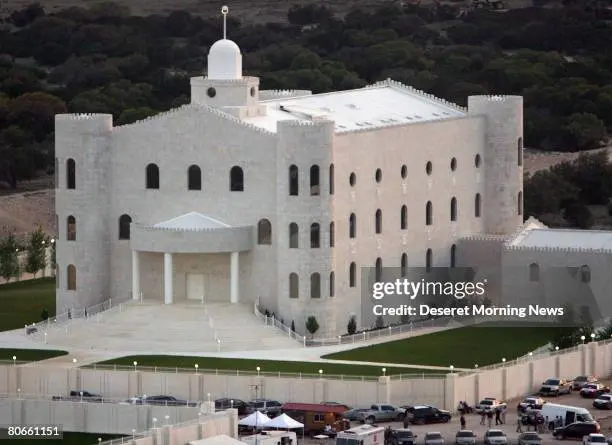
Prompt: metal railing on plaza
<box><xmin>253</xmin><ymin>299</ymin><xmax>307</xmax><ymax>345</ymax></box>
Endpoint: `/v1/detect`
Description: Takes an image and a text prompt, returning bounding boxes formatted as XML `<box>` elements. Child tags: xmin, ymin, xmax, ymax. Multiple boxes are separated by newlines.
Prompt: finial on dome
<box><xmin>221</xmin><ymin>5</ymin><xmax>229</xmax><ymax>40</ymax></box>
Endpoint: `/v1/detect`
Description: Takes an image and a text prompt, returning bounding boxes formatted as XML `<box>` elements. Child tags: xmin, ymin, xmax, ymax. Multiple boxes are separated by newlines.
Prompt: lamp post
<box><xmin>230</xmin><ymin>400</ymin><xmax>234</xmax><ymax>409</ymax></box>
<box><xmin>207</xmin><ymin>393</ymin><xmax>211</xmax><ymax>402</ymax></box>
<box><xmin>581</xmin><ymin>335</ymin><xmax>586</xmax><ymax>344</ymax></box>
<box><xmin>152</xmin><ymin>417</ymin><xmax>157</xmax><ymax>429</ymax></box>
<box><xmin>529</xmin><ymin>352</ymin><xmax>533</xmax><ymax>358</ymax></box>
<box><xmin>590</xmin><ymin>333</ymin><xmax>596</xmax><ymax>342</ymax></box>
<box><xmin>132</xmin><ymin>429</ymin><xmax>136</xmax><ymax>440</ymax></box>
<box><xmin>256</xmin><ymin>366</ymin><xmax>260</xmax><ymax>377</ymax></box>
<box><xmin>555</xmin><ymin>346</ymin><xmax>559</xmax><ymax>351</ymax></box>
<box><xmin>17</xmin><ymin>388</ymin><xmax>21</xmax><ymax>399</ymax></box>
<box><xmin>133</xmin><ymin>361</ymin><xmax>138</xmax><ymax>372</ymax></box>
<box><xmin>381</xmin><ymin>367</ymin><xmax>386</xmax><ymax>376</ymax></box>
<box><xmin>502</xmin><ymin>358</ymin><xmax>506</xmax><ymax>365</ymax></box>
<box><xmin>80</xmin><ymin>391</ymin><xmax>84</xmax><ymax>402</ymax></box>
<box><xmin>449</xmin><ymin>365</ymin><xmax>454</xmax><ymax>374</ymax></box>
<box><xmin>98</xmin><ymin>438</ymin><xmax>101</xmax><ymax>444</ymax></box>
<box><xmin>318</xmin><ymin>369</ymin><xmax>323</xmax><ymax>379</ymax></box>
<box><xmin>72</xmin><ymin>358</ymin><xmax>77</xmax><ymax>365</ymax></box>
<box><xmin>12</xmin><ymin>356</ymin><xmax>16</xmax><ymax>366</ymax></box>
<box><xmin>44</xmin><ymin>332</ymin><xmax>47</xmax><ymax>344</ymax></box>
<box><xmin>195</xmin><ymin>364</ymin><xmax>199</xmax><ymax>374</ymax></box>
<box><xmin>217</xmin><ymin>338</ymin><xmax>221</xmax><ymax>352</ymax></box>
<box><xmin>164</xmin><ymin>415</ymin><xmax>170</xmax><ymax>425</ymax></box>
<box><xmin>474</xmin><ymin>364</ymin><xmax>478</xmax><ymax>369</ymax></box>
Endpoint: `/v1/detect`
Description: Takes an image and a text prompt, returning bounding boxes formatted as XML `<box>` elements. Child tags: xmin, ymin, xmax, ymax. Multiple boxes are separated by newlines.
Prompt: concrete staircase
<box><xmin>39</xmin><ymin>301</ymin><xmax>300</xmax><ymax>353</ymax></box>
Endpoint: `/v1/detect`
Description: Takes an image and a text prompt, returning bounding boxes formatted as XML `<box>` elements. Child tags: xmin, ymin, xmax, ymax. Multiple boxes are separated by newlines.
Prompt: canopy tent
<box><xmin>238</xmin><ymin>411</ymin><xmax>271</xmax><ymax>427</ymax></box>
<box><xmin>263</xmin><ymin>413</ymin><xmax>304</xmax><ymax>429</ymax></box>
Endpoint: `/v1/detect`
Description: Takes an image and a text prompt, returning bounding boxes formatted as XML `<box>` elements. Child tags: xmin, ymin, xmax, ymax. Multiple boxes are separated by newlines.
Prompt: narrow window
<box><xmin>375</xmin><ymin>168</ymin><xmax>382</xmax><ymax>183</ymax></box>
<box><xmin>310</xmin><ymin>165</ymin><xmax>320</xmax><ymax>196</ymax></box>
<box><xmin>329</xmin><ymin>222</ymin><xmax>334</xmax><ymax>247</ymax></box>
<box><xmin>580</xmin><ymin>265</ymin><xmax>591</xmax><ymax>283</ymax></box>
<box><xmin>475</xmin><ymin>154</ymin><xmax>481</xmax><ymax>168</ymax></box>
<box><xmin>518</xmin><ymin>137</ymin><xmax>523</xmax><ymax>166</ymax></box>
<box><xmin>450</xmin><ymin>197</ymin><xmax>457</xmax><ymax>222</ymax></box>
<box><xmin>54</xmin><ymin>158</ymin><xmax>59</xmax><ymax>188</ymax></box>
<box><xmin>257</xmin><ymin>219</ymin><xmax>272</xmax><ymax>245</ymax></box>
<box><xmin>349</xmin><ymin>172</ymin><xmax>356</xmax><ymax>187</ymax></box>
<box><xmin>401</xmin><ymin>253</ymin><xmax>408</xmax><ymax>277</ymax></box>
<box><xmin>67</xmin><ymin>264</ymin><xmax>76</xmax><ymax>290</ymax></box>
<box><xmin>329</xmin><ymin>164</ymin><xmax>334</xmax><ymax>195</ymax></box>
<box><xmin>230</xmin><ymin>166</ymin><xmax>244</xmax><ymax>191</ymax></box>
<box><xmin>475</xmin><ymin>193</ymin><xmax>481</xmax><ymax>218</ymax></box>
<box><xmin>66</xmin><ymin>158</ymin><xmax>76</xmax><ymax>189</ymax></box>
<box><xmin>426</xmin><ymin>249</ymin><xmax>432</xmax><ymax>272</ymax></box>
<box><xmin>375</xmin><ymin>209</ymin><xmax>382</xmax><ymax>234</ymax></box>
<box><xmin>145</xmin><ymin>163</ymin><xmax>159</xmax><ymax>189</ymax></box>
<box><xmin>426</xmin><ymin>161</ymin><xmax>433</xmax><ymax>175</ymax></box>
<box><xmin>310</xmin><ymin>223</ymin><xmax>320</xmax><ymax>248</ymax></box>
<box><xmin>329</xmin><ymin>272</ymin><xmax>335</xmax><ymax>297</ymax></box>
<box><xmin>426</xmin><ymin>201</ymin><xmax>433</xmax><ymax>226</ymax></box>
<box><xmin>118</xmin><ymin>214</ymin><xmax>132</xmax><ymax>240</ymax></box>
<box><xmin>289</xmin><ymin>273</ymin><xmax>299</xmax><ymax>298</ymax></box>
<box><xmin>450</xmin><ymin>157</ymin><xmax>457</xmax><ymax>171</ymax></box>
<box><xmin>310</xmin><ymin>273</ymin><xmax>321</xmax><ymax>298</ymax></box>
<box><xmin>349</xmin><ymin>262</ymin><xmax>356</xmax><ymax>287</ymax></box>
<box><xmin>349</xmin><ymin>213</ymin><xmax>356</xmax><ymax>239</ymax></box>
<box><xmin>375</xmin><ymin>258</ymin><xmax>382</xmax><ymax>282</ymax></box>
<box><xmin>401</xmin><ymin>205</ymin><xmax>407</xmax><ymax>230</ymax></box>
<box><xmin>450</xmin><ymin>244</ymin><xmax>456</xmax><ymax>268</ymax></box>
<box><xmin>529</xmin><ymin>263</ymin><xmax>539</xmax><ymax>282</ymax></box>
<box><xmin>188</xmin><ymin>165</ymin><xmax>201</xmax><ymax>190</ymax></box>
<box><xmin>66</xmin><ymin>216</ymin><xmax>76</xmax><ymax>241</ymax></box>
<box><xmin>518</xmin><ymin>191</ymin><xmax>523</xmax><ymax>216</ymax></box>
<box><xmin>289</xmin><ymin>223</ymin><xmax>299</xmax><ymax>248</ymax></box>
<box><xmin>289</xmin><ymin>165</ymin><xmax>299</xmax><ymax>196</ymax></box>
<box><xmin>401</xmin><ymin>165</ymin><xmax>407</xmax><ymax>179</ymax></box>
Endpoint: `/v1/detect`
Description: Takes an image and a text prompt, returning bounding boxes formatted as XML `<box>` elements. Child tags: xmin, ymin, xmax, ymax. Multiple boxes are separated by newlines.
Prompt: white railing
<box><xmin>254</xmin><ymin>299</ymin><xmax>307</xmax><ymax>346</ymax></box>
<box><xmin>0</xmin><ymin>392</ymin><xmax>202</xmax><ymax>406</ymax></box>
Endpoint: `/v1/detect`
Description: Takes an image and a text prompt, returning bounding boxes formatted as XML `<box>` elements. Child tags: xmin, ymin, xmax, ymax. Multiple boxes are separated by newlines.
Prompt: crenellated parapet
<box><xmin>368</xmin><ymin>78</ymin><xmax>467</xmax><ymax>112</ymax></box>
<box><xmin>259</xmin><ymin>89</ymin><xmax>312</xmax><ymax>100</ymax></box>
<box><xmin>55</xmin><ymin>113</ymin><xmax>113</xmax><ymax>136</ymax></box>
<box><xmin>461</xmin><ymin>234</ymin><xmax>509</xmax><ymax>242</ymax></box>
<box><xmin>340</xmin><ymin>115</ymin><xmax>467</xmax><ymax>135</ymax></box>
<box><xmin>505</xmin><ymin>245</ymin><xmax>612</xmax><ymax>254</ymax></box>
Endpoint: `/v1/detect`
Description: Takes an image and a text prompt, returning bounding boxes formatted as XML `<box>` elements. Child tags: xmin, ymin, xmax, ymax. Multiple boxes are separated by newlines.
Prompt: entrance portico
<box><xmin>130</xmin><ymin>212</ymin><xmax>254</xmax><ymax>304</ymax></box>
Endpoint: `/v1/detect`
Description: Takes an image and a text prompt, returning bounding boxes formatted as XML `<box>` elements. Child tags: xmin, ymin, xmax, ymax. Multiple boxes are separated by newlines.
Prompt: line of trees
<box><xmin>0</xmin><ymin>226</ymin><xmax>54</xmax><ymax>282</ymax></box>
<box><xmin>550</xmin><ymin>303</ymin><xmax>612</xmax><ymax>349</ymax></box>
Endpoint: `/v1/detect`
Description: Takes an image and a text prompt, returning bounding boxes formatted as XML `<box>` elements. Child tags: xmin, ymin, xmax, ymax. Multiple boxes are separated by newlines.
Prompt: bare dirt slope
<box><xmin>2</xmin><ymin>147</ymin><xmax>611</xmax><ymax>239</ymax></box>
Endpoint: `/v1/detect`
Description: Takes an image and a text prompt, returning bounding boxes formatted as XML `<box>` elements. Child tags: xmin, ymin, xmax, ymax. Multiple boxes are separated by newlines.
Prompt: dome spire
<box><xmin>221</xmin><ymin>5</ymin><xmax>228</xmax><ymax>40</ymax></box>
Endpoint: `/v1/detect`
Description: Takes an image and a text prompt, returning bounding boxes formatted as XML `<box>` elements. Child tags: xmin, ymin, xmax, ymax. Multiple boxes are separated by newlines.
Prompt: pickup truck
<box><xmin>360</xmin><ymin>404</ymin><xmax>406</xmax><ymax>423</ymax></box>
<box><xmin>475</xmin><ymin>398</ymin><xmax>506</xmax><ymax>413</ymax></box>
<box><xmin>52</xmin><ymin>390</ymin><xmax>103</xmax><ymax>402</ymax></box>
<box><xmin>538</xmin><ymin>378</ymin><xmax>572</xmax><ymax>396</ymax></box>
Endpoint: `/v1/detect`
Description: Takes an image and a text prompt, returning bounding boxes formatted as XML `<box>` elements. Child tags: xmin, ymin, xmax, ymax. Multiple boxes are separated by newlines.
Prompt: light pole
<box><xmin>132</xmin><ymin>429</ymin><xmax>136</xmax><ymax>440</ymax></box>
<box><xmin>529</xmin><ymin>352</ymin><xmax>533</xmax><ymax>358</ymax></box>
<box><xmin>581</xmin><ymin>335</ymin><xmax>586</xmax><ymax>344</ymax></box>
<box><xmin>12</xmin><ymin>356</ymin><xmax>16</xmax><ymax>366</ymax></box>
<box><xmin>164</xmin><ymin>415</ymin><xmax>170</xmax><ymax>425</ymax></box>
<box><xmin>17</xmin><ymin>388</ymin><xmax>21</xmax><ymax>399</ymax></box>
<box><xmin>256</xmin><ymin>366</ymin><xmax>261</xmax><ymax>376</ymax></box>
<box><xmin>152</xmin><ymin>417</ymin><xmax>157</xmax><ymax>429</ymax></box>
<box><xmin>502</xmin><ymin>358</ymin><xmax>506</xmax><ymax>365</ymax></box>
<box><xmin>80</xmin><ymin>391</ymin><xmax>84</xmax><ymax>402</ymax></box>
<box><xmin>381</xmin><ymin>367</ymin><xmax>386</xmax><ymax>376</ymax></box>
<box><xmin>591</xmin><ymin>333</ymin><xmax>596</xmax><ymax>342</ymax></box>
<box><xmin>230</xmin><ymin>399</ymin><xmax>234</xmax><ymax>408</ymax></box>
<box><xmin>449</xmin><ymin>365</ymin><xmax>454</xmax><ymax>374</ymax></box>
<box><xmin>474</xmin><ymin>364</ymin><xmax>478</xmax><ymax>369</ymax></box>
<box><xmin>318</xmin><ymin>369</ymin><xmax>323</xmax><ymax>379</ymax></box>
<box><xmin>217</xmin><ymin>338</ymin><xmax>221</xmax><ymax>352</ymax></box>
<box><xmin>555</xmin><ymin>346</ymin><xmax>559</xmax><ymax>351</ymax></box>
<box><xmin>133</xmin><ymin>361</ymin><xmax>138</xmax><ymax>372</ymax></box>
<box><xmin>44</xmin><ymin>332</ymin><xmax>47</xmax><ymax>344</ymax></box>
<box><xmin>72</xmin><ymin>358</ymin><xmax>77</xmax><ymax>365</ymax></box>
<box><xmin>207</xmin><ymin>393</ymin><xmax>211</xmax><ymax>402</ymax></box>
<box><xmin>98</xmin><ymin>438</ymin><xmax>101</xmax><ymax>444</ymax></box>
<box><xmin>195</xmin><ymin>364</ymin><xmax>199</xmax><ymax>374</ymax></box>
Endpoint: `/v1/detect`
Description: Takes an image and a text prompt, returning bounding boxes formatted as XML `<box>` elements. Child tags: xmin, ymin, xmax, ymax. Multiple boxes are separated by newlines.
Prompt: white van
<box><xmin>540</xmin><ymin>403</ymin><xmax>594</xmax><ymax>429</ymax></box>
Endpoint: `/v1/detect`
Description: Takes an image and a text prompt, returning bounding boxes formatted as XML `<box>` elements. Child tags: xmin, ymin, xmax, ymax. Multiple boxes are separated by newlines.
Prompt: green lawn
<box><xmin>0</xmin><ymin>431</ymin><xmax>124</xmax><ymax>444</ymax></box>
<box><xmin>0</xmin><ymin>278</ymin><xmax>56</xmax><ymax>331</ymax></box>
<box><xmin>95</xmin><ymin>355</ymin><xmax>442</xmax><ymax>376</ymax></box>
<box><xmin>322</xmin><ymin>326</ymin><xmax>557</xmax><ymax>368</ymax></box>
<box><xmin>0</xmin><ymin>348</ymin><xmax>68</xmax><ymax>363</ymax></box>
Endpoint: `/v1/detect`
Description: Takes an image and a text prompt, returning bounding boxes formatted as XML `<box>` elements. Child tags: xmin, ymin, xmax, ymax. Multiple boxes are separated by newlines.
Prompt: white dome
<box><xmin>207</xmin><ymin>39</ymin><xmax>242</xmax><ymax>80</ymax></box>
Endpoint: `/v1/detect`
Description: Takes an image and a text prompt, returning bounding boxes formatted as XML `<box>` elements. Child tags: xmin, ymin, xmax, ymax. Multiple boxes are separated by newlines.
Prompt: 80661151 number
<box><xmin>0</xmin><ymin>425</ymin><xmax>63</xmax><ymax>440</ymax></box>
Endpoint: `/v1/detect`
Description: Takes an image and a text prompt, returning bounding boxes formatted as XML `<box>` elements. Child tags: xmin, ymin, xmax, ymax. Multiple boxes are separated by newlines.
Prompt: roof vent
<box><xmin>442</xmin><ymin>112</ymin><xmax>450</xmax><ymax>115</ymax></box>
<box><xmin>432</xmin><ymin>113</ymin><xmax>440</xmax><ymax>117</ymax></box>
<box><xmin>387</xmin><ymin>118</ymin><xmax>398</xmax><ymax>122</ymax></box>
<box><xmin>321</xmin><ymin>107</ymin><xmax>333</xmax><ymax>112</ymax></box>
<box><xmin>355</xmin><ymin>122</ymin><xmax>363</xmax><ymax>126</ymax></box>
<box><xmin>363</xmin><ymin>121</ymin><xmax>372</xmax><ymax>125</ymax></box>
<box><xmin>338</xmin><ymin>125</ymin><xmax>346</xmax><ymax>129</ymax></box>
<box><xmin>414</xmin><ymin>115</ymin><xmax>422</xmax><ymax>119</ymax></box>
<box><xmin>346</xmin><ymin>104</ymin><xmax>359</xmax><ymax>109</ymax></box>
<box><xmin>405</xmin><ymin>116</ymin><xmax>413</xmax><ymax>120</ymax></box>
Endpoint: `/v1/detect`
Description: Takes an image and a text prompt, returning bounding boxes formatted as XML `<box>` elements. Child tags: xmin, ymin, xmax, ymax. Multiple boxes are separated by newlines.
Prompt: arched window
<box><xmin>118</xmin><ymin>214</ymin><xmax>132</xmax><ymax>240</ymax></box>
<box><xmin>310</xmin><ymin>223</ymin><xmax>320</xmax><ymax>248</ymax></box>
<box><xmin>580</xmin><ymin>265</ymin><xmax>591</xmax><ymax>283</ymax></box>
<box><xmin>475</xmin><ymin>193</ymin><xmax>481</xmax><ymax>218</ymax></box>
<box><xmin>401</xmin><ymin>165</ymin><xmax>407</xmax><ymax>179</ymax></box>
<box><xmin>349</xmin><ymin>213</ymin><xmax>356</xmax><ymax>239</ymax></box>
<box><xmin>426</xmin><ymin>201</ymin><xmax>433</xmax><ymax>226</ymax></box>
<box><xmin>426</xmin><ymin>249</ymin><xmax>433</xmax><ymax>272</ymax></box>
<box><xmin>518</xmin><ymin>191</ymin><xmax>523</xmax><ymax>216</ymax></box>
<box><xmin>257</xmin><ymin>219</ymin><xmax>272</xmax><ymax>245</ymax></box>
<box><xmin>310</xmin><ymin>165</ymin><xmax>320</xmax><ymax>196</ymax></box>
<box><xmin>145</xmin><ymin>163</ymin><xmax>159</xmax><ymax>189</ymax></box>
<box><xmin>450</xmin><ymin>244</ymin><xmax>456</xmax><ymax>268</ymax></box>
<box><xmin>289</xmin><ymin>273</ymin><xmax>299</xmax><ymax>298</ymax></box>
<box><xmin>230</xmin><ymin>166</ymin><xmax>244</xmax><ymax>191</ymax></box>
<box><xmin>289</xmin><ymin>223</ymin><xmax>299</xmax><ymax>248</ymax></box>
<box><xmin>529</xmin><ymin>263</ymin><xmax>539</xmax><ymax>282</ymax></box>
<box><xmin>329</xmin><ymin>271</ymin><xmax>335</xmax><ymax>297</ymax></box>
<box><xmin>66</xmin><ymin>158</ymin><xmax>76</xmax><ymax>189</ymax></box>
<box><xmin>401</xmin><ymin>253</ymin><xmax>408</xmax><ymax>277</ymax></box>
<box><xmin>329</xmin><ymin>164</ymin><xmax>334</xmax><ymax>195</ymax></box>
<box><xmin>401</xmin><ymin>205</ymin><xmax>407</xmax><ymax>230</ymax></box>
<box><xmin>450</xmin><ymin>197</ymin><xmax>457</xmax><ymax>222</ymax></box>
<box><xmin>311</xmin><ymin>273</ymin><xmax>321</xmax><ymax>298</ymax></box>
<box><xmin>375</xmin><ymin>209</ymin><xmax>382</xmax><ymax>234</ymax></box>
<box><xmin>289</xmin><ymin>165</ymin><xmax>299</xmax><ymax>196</ymax></box>
<box><xmin>518</xmin><ymin>137</ymin><xmax>523</xmax><ymax>166</ymax></box>
<box><xmin>329</xmin><ymin>222</ymin><xmax>334</xmax><ymax>247</ymax></box>
<box><xmin>375</xmin><ymin>258</ymin><xmax>382</xmax><ymax>282</ymax></box>
<box><xmin>66</xmin><ymin>216</ymin><xmax>76</xmax><ymax>241</ymax></box>
<box><xmin>187</xmin><ymin>165</ymin><xmax>201</xmax><ymax>190</ymax></box>
<box><xmin>67</xmin><ymin>264</ymin><xmax>76</xmax><ymax>290</ymax></box>
<box><xmin>349</xmin><ymin>262</ymin><xmax>356</xmax><ymax>287</ymax></box>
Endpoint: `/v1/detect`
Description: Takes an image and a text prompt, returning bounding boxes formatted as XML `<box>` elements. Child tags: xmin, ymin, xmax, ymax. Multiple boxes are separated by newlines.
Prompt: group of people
<box><xmin>479</xmin><ymin>407</ymin><xmax>507</xmax><ymax>427</ymax></box>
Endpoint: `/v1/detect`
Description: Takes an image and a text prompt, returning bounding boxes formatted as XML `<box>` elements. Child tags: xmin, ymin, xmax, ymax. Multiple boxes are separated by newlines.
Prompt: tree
<box><xmin>25</xmin><ymin>226</ymin><xmax>47</xmax><ymax>277</ymax></box>
<box><xmin>563</xmin><ymin>112</ymin><xmax>607</xmax><ymax>151</ymax></box>
<box><xmin>8</xmin><ymin>92</ymin><xmax>68</xmax><ymax>141</ymax></box>
<box><xmin>596</xmin><ymin>319</ymin><xmax>612</xmax><ymax>341</ymax></box>
<box><xmin>375</xmin><ymin>315</ymin><xmax>385</xmax><ymax>329</ymax></box>
<box><xmin>0</xmin><ymin>234</ymin><xmax>21</xmax><ymax>282</ymax></box>
<box><xmin>347</xmin><ymin>316</ymin><xmax>357</xmax><ymax>335</ymax></box>
<box><xmin>305</xmin><ymin>316</ymin><xmax>319</xmax><ymax>338</ymax></box>
<box><xmin>50</xmin><ymin>239</ymin><xmax>56</xmax><ymax>273</ymax></box>
<box><xmin>291</xmin><ymin>320</ymin><xmax>295</xmax><ymax>332</ymax></box>
<box><xmin>40</xmin><ymin>308</ymin><xmax>49</xmax><ymax>320</ymax></box>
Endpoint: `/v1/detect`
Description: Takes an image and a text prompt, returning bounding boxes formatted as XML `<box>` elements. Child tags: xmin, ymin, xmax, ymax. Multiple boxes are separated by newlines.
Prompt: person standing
<box><xmin>487</xmin><ymin>410</ymin><xmax>493</xmax><ymax>428</ymax></box>
<box><xmin>516</xmin><ymin>416</ymin><xmax>523</xmax><ymax>433</ymax></box>
<box><xmin>460</xmin><ymin>414</ymin><xmax>466</xmax><ymax>430</ymax></box>
<box><xmin>495</xmin><ymin>408</ymin><xmax>501</xmax><ymax>425</ymax></box>
<box><xmin>480</xmin><ymin>411</ymin><xmax>486</xmax><ymax>425</ymax></box>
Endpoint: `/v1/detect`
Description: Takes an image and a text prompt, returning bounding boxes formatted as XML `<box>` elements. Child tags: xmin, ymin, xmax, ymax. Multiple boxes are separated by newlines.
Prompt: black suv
<box><xmin>247</xmin><ymin>399</ymin><xmax>282</xmax><ymax>417</ymax></box>
<box><xmin>143</xmin><ymin>395</ymin><xmax>193</xmax><ymax>406</ymax></box>
<box><xmin>216</xmin><ymin>398</ymin><xmax>248</xmax><ymax>415</ymax></box>
<box><xmin>553</xmin><ymin>422</ymin><xmax>600</xmax><ymax>439</ymax></box>
<box><xmin>404</xmin><ymin>406</ymin><xmax>451</xmax><ymax>425</ymax></box>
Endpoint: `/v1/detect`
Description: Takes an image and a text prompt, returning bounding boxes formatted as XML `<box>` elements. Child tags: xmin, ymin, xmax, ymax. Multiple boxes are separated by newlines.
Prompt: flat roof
<box><xmin>242</xmin><ymin>83</ymin><xmax>465</xmax><ymax>133</ymax></box>
<box><xmin>509</xmin><ymin>228</ymin><xmax>612</xmax><ymax>250</ymax></box>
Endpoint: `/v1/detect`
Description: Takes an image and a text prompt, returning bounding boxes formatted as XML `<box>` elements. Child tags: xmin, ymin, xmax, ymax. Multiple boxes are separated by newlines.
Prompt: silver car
<box><xmin>424</xmin><ymin>432</ymin><xmax>445</xmax><ymax>445</ymax></box>
<box><xmin>484</xmin><ymin>430</ymin><xmax>507</xmax><ymax>445</ymax></box>
<box><xmin>455</xmin><ymin>430</ymin><xmax>476</xmax><ymax>445</ymax></box>
<box><xmin>518</xmin><ymin>432</ymin><xmax>542</xmax><ymax>445</ymax></box>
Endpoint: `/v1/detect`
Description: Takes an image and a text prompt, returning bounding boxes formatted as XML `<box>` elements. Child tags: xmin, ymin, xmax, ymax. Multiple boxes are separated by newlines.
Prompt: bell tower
<box><xmin>190</xmin><ymin>6</ymin><xmax>266</xmax><ymax>119</ymax></box>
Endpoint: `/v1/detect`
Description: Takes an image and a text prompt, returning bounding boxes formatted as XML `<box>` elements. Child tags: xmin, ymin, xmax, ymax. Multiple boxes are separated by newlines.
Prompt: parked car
<box><xmin>52</xmin><ymin>390</ymin><xmax>103</xmax><ymax>402</ymax></box>
<box><xmin>343</xmin><ymin>408</ymin><xmax>369</xmax><ymax>421</ymax></box>
<box><xmin>424</xmin><ymin>432</ymin><xmax>444</xmax><ymax>445</ymax></box>
<box><xmin>518</xmin><ymin>432</ymin><xmax>542</xmax><ymax>445</ymax></box>
<box><xmin>321</xmin><ymin>401</ymin><xmax>351</xmax><ymax>409</ymax></box>
<box><xmin>247</xmin><ymin>399</ymin><xmax>282</xmax><ymax>416</ymax></box>
<box><xmin>215</xmin><ymin>398</ymin><xmax>248</xmax><ymax>415</ymax></box>
<box><xmin>593</xmin><ymin>394</ymin><xmax>612</xmax><ymax>410</ymax></box>
<box><xmin>573</xmin><ymin>376</ymin><xmax>598</xmax><ymax>390</ymax></box>
<box><xmin>483</xmin><ymin>430</ymin><xmax>507</xmax><ymax>445</ymax></box>
<box><xmin>539</xmin><ymin>378</ymin><xmax>572</xmax><ymax>396</ymax></box>
<box><xmin>404</xmin><ymin>406</ymin><xmax>451</xmax><ymax>425</ymax></box>
<box><xmin>360</xmin><ymin>404</ymin><xmax>406</xmax><ymax>423</ymax></box>
<box><xmin>476</xmin><ymin>399</ymin><xmax>506</xmax><ymax>413</ymax></box>
<box><xmin>455</xmin><ymin>430</ymin><xmax>476</xmax><ymax>445</ymax></box>
<box><xmin>142</xmin><ymin>395</ymin><xmax>194</xmax><ymax>406</ymax></box>
<box><xmin>391</xmin><ymin>429</ymin><xmax>418</xmax><ymax>445</ymax></box>
<box><xmin>518</xmin><ymin>397</ymin><xmax>545</xmax><ymax>413</ymax></box>
<box><xmin>553</xmin><ymin>422</ymin><xmax>600</xmax><ymax>439</ymax></box>
<box><xmin>583</xmin><ymin>434</ymin><xmax>607</xmax><ymax>445</ymax></box>
<box><xmin>580</xmin><ymin>384</ymin><xmax>610</xmax><ymax>398</ymax></box>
